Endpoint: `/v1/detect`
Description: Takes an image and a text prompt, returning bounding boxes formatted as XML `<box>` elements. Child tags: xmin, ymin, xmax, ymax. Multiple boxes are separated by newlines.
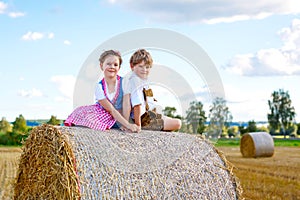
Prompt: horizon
<box><xmin>5</xmin><ymin>116</ymin><xmax>272</xmax><ymax>126</ymax></box>
<box><xmin>1</xmin><ymin>0</ymin><xmax>300</xmax><ymax>122</ymax></box>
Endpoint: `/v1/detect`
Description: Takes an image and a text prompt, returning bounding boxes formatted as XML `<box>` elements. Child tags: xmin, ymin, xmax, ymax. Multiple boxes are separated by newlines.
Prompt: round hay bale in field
<box><xmin>14</xmin><ymin>124</ymin><xmax>80</xmax><ymax>199</ymax></box>
<box><xmin>14</xmin><ymin>124</ymin><xmax>243</xmax><ymax>199</ymax></box>
<box><xmin>240</xmin><ymin>132</ymin><xmax>274</xmax><ymax>158</ymax></box>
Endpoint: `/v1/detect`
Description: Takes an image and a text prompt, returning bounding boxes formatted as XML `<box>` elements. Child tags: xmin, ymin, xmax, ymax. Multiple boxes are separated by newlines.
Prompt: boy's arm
<box><xmin>122</xmin><ymin>94</ymin><xmax>131</xmax><ymax>121</ymax></box>
<box><xmin>133</xmin><ymin>104</ymin><xmax>142</xmax><ymax>127</ymax></box>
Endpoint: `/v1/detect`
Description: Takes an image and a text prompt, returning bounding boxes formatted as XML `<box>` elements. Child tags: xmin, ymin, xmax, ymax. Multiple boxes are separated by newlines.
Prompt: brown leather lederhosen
<box><xmin>140</xmin><ymin>88</ymin><xmax>164</xmax><ymax>131</ymax></box>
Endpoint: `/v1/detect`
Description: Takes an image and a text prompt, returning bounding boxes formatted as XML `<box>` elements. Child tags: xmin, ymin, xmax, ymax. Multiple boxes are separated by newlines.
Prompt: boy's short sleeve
<box><xmin>130</xmin><ymin>85</ymin><xmax>144</xmax><ymax>107</ymax></box>
<box><xmin>123</xmin><ymin>72</ymin><xmax>147</xmax><ymax>115</ymax></box>
<box><xmin>122</xmin><ymin>71</ymin><xmax>142</xmax><ymax>95</ymax></box>
<box><xmin>122</xmin><ymin>72</ymin><xmax>132</xmax><ymax>95</ymax></box>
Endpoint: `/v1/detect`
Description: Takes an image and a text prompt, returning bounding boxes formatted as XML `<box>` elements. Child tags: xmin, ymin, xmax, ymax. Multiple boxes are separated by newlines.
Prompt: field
<box><xmin>218</xmin><ymin>146</ymin><xmax>300</xmax><ymax>200</ymax></box>
<box><xmin>0</xmin><ymin>145</ymin><xmax>299</xmax><ymax>199</ymax></box>
<box><xmin>0</xmin><ymin>147</ymin><xmax>21</xmax><ymax>200</ymax></box>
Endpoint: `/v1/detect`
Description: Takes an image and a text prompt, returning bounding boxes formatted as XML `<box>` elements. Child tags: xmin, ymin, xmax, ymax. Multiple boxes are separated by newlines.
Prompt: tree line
<box><xmin>0</xmin><ymin>115</ymin><xmax>61</xmax><ymax>145</ymax></box>
<box><xmin>0</xmin><ymin>88</ymin><xmax>298</xmax><ymax>145</ymax></box>
<box><xmin>164</xmin><ymin>88</ymin><xmax>298</xmax><ymax>138</ymax></box>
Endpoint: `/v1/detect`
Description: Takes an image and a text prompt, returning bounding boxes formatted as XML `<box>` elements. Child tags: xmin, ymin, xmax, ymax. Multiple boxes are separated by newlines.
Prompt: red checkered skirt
<box><xmin>64</xmin><ymin>104</ymin><xmax>116</xmax><ymax>130</ymax></box>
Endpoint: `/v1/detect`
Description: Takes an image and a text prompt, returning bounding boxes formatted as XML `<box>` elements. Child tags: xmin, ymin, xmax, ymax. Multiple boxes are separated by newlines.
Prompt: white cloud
<box><xmin>50</xmin><ymin>75</ymin><xmax>76</xmax><ymax>101</ymax></box>
<box><xmin>18</xmin><ymin>88</ymin><xmax>43</xmax><ymax>98</ymax></box>
<box><xmin>21</xmin><ymin>31</ymin><xmax>44</xmax><ymax>41</ymax></box>
<box><xmin>202</xmin><ymin>15</ymin><xmax>251</xmax><ymax>25</ymax></box>
<box><xmin>106</xmin><ymin>0</ymin><xmax>300</xmax><ymax>24</ymax></box>
<box><xmin>63</xmin><ymin>40</ymin><xmax>71</xmax><ymax>45</ymax></box>
<box><xmin>0</xmin><ymin>1</ymin><xmax>8</xmax><ymax>14</ymax></box>
<box><xmin>202</xmin><ymin>12</ymin><xmax>274</xmax><ymax>24</ymax></box>
<box><xmin>0</xmin><ymin>1</ymin><xmax>25</xmax><ymax>18</ymax></box>
<box><xmin>8</xmin><ymin>12</ymin><xmax>25</xmax><ymax>18</ymax></box>
<box><xmin>229</xmin><ymin>98</ymin><xmax>269</xmax><ymax>122</ymax></box>
<box><xmin>223</xmin><ymin>83</ymin><xmax>269</xmax><ymax>121</ymax></box>
<box><xmin>225</xmin><ymin>18</ymin><xmax>300</xmax><ymax>76</ymax></box>
<box><xmin>21</xmin><ymin>31</ymin><xmax>55</xmax><ymax>41</ymax></box>
<box><xmin>48</xmin><ymin>32</ymin><xmax>55</xmax><ymax>39</ymax></box>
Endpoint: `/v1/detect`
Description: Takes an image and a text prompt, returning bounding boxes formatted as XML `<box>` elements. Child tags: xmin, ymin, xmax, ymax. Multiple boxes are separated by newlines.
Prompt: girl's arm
<box><xmin>98</xmin><ymin>99</ymin><xmax>140</xmax><ymax>132</ymax></box>
<box><xmin>122</xmin><ymin>94</ymin><xmax>131</xmax><ymax>121</ymax></box>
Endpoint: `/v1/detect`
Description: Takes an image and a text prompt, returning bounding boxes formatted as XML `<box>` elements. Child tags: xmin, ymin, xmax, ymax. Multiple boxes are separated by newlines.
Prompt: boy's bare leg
<box><xmin>162</xmin><ymin>116</ymin><xmax>181</xmax><ymax>131</ymax></box>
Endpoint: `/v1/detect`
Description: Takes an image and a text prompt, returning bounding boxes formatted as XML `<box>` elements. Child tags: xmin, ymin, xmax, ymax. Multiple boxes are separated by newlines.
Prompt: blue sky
<box><xmin>1</xmin><ymin>0</ymin><xmax>300</xmax><ymax>123</ymax></box>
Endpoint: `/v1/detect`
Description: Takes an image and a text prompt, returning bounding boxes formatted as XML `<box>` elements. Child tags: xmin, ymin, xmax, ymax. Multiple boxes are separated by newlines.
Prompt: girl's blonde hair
<box><xmin>130</xmin><ymin>49</ymin><xmax>153</xmax><ymax>68</ymax></box>
<box><xmin>99</xmin><ymin>50</ymin><xmax>122</xmax><ymax>66</ymax></box>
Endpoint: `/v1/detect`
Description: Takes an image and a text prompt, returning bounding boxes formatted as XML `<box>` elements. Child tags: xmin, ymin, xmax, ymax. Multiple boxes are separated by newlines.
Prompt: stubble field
<box><xmin>0</xmin><ymin>146</ymin><xmax>299</xmax><ymax>200</ymax></box>
<box><xmin>0</xmin><ymin>147</ymin><xmax>21</xmax><ymax>200</ymax></box>
<box><xmin>218</xmin><ymin>146</ymin><xmax>300</xmax><ymax>200</ymax></box>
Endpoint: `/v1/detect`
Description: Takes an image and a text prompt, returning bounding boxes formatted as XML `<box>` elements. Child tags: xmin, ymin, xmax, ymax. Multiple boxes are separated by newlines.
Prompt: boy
<box><xmin>122</xmin><ymin>49</ymin><xmax>181</xmax><ymax>131</ymax></box>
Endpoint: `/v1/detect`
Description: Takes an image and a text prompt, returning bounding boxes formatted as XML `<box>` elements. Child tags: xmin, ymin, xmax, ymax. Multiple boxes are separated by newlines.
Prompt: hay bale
<box><xmin>14</xmin><ymin>124</ymin><xmax>243</xmax><ymax>199</ymax></box>
<box><xmin>14</xmin><ymin>124</ymin><xmax>80</xmax><ymax>199</ymax></box>
<box><xmin>240</xmin><ymin>132</ymin><xmax>274</xmax><ymax>158</ymax></box>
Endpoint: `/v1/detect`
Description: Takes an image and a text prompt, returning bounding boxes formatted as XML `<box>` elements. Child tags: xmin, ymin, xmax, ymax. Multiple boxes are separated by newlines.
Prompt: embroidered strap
<box><xmin>101</xmin><ymin>75</ymin><xmax>121</xmax><ymax>105</ymax></box>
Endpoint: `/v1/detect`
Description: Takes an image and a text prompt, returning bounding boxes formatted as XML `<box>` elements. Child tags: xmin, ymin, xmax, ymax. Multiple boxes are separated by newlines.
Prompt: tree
<box><xmin>267</xmin><ymin>89</ymin><xmax>296</xmax><ymax>138</ymax></box>
<box><xmin>247</xmin><ymin>120</ymin><xmax>257</xmax><ymax>133</ymax></box>
<box><xmin>238</xmin><ymin>125</ymin><xmax>248</xmax><ymax>135</ymax></box>
<box><xmin>227</xmin><ymin>126</ymin><xmax>239</xmax><ymax>138</ymax></box>
<box><xmin>297</xmin><ymin>123</ymin><xmax>300</xmax><ymax>135</ymax></box>
<box><xmin>257</xmin><ymin>125</ymin><xmax>269</xmax><ymax>133</ymax></box>
<box><xmin>0</xmin><ymin>117</ymin><xmax>12</xmax><ymax>133</ymax></box>
<box><xmin>286</xmin><ymin>124</ymin><xmax>297</xmax><ymax>137</ymax></box>
<box><xmin>12</xmin><ymin>114</ymin><xmax>28</xmax><ymax>134</ymax></box>
<box><xmin>162</xmin><ymin>107</ymin><xmax>181</xmax><ymax>119</ymax></box>
<box><xmin>47</xmin><ymin>115</ymin><xmax>61</xmax><ymax>125</ymax></box>
<box><xmin>208</xmin><ymin>97</ymin><xmax>232</xmax><ymax>138</ymax></box>
<box><xmin>185</xmin><ymin>101</ymin><xmax>206</xmax><ymax>134</ymax></box>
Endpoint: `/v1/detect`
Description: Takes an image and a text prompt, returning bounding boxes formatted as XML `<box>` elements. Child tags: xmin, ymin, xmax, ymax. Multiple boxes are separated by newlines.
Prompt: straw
<box><xmin>14</xmin><ymin>124</ymin><xmax>243</xmax><ymax>199</ymax></box>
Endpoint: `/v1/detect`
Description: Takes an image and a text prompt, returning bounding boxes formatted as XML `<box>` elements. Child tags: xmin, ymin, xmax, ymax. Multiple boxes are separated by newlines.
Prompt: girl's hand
<box><xmin>128</xmin><ymin>124</ymin><xmax>141</xmax><ymax>133</ymax></box>
<box><xmin>120</xmin><ymin>124</ymin><xmax>141</xmax><ymax>133</ymax></box>
<box><xmin>120</xmin><ymin>126</ymin><xmax>127</xmax><ymax>131</ymax></box>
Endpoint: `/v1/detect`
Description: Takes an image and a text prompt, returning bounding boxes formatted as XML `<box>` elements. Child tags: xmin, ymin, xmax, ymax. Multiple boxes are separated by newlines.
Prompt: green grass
<box><xmin>213</xmin><ymin>138</ymin><xmax>240</xmax><ymax>147</ymax></box>
<box><xmin>214</xmin><ymin>138</ymin><xmax>300</xmax><ymax>147</ymax></box>
<box><xmin>273</xmin><ymin>139</ymin><xmax>300</xmax><ymax>147</ymax></box>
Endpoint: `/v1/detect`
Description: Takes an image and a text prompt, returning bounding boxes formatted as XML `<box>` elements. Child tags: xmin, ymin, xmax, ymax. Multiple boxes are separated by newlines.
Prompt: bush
<box><xmin>0</xmin><ymin>131</ymin><xmax>29</xmax><ymax>146</ymax></box>
<box><xmin>289</xmin><ymin>132</ymin><xmax>298</xmax><ymax>138</ymax></box>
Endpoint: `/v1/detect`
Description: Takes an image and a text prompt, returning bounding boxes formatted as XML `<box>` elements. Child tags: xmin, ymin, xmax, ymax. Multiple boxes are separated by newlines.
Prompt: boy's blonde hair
<box><xmin>130</xmin><ymin>49</ymin><xmax>153</xmax><ymax>68</ymax></box>
<box><xmin>99</xmin><ymin>50</ymin><xmax>122</xmax><ymax>66</ymax></box>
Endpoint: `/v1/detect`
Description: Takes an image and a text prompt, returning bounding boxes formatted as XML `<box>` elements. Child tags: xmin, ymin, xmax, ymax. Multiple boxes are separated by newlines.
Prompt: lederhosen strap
<box><xmin>143</xmin><ymin>88</ymin><xmax>153</xmax><ymax>111</ymax></box>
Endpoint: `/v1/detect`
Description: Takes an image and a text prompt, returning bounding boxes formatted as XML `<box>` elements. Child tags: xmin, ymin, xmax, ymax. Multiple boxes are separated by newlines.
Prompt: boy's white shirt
<box><xmin>122</xmin><ymin>71</ymin><xmax>158</xmax><ymax>117</ymax></box>
<box><xmin>122</xmin><ymin>71</ymin><xmax>135</xmax><ymax>95</ymax></box>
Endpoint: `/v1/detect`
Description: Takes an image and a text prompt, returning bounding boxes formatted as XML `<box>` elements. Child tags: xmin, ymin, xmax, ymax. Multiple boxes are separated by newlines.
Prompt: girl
<box><xmin>64</xmin><ymin>50</ymin><xmax>140</xmax><ymax>132</ymax></box>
